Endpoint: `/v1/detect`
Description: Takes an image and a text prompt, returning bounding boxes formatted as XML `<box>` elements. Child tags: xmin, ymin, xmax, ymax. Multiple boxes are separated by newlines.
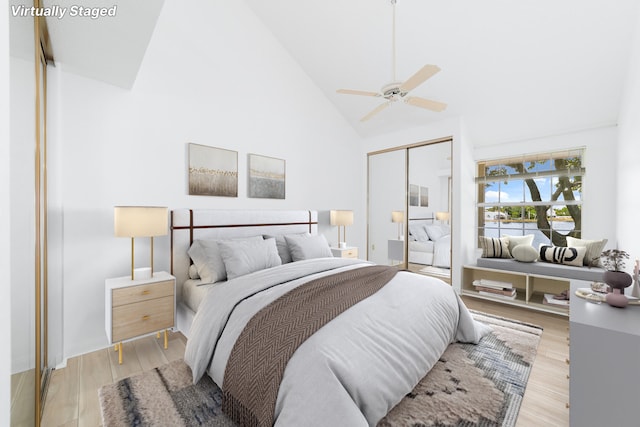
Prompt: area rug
<box><xmin>99</xmin><ymin>311</ymin><xmax>542</xmax><ymax>427</ymax></box>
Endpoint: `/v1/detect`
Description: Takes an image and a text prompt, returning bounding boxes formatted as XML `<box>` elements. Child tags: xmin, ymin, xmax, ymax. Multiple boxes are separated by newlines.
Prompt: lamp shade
<box><xmin>330</xmin><ymin>210</ymin><xmax>354</xmax><ymax>226</ymax></box>
<box><xmin>436</xmin><ymin>211</ymin><xmax>450</xmax><ymax>221</ymax></box>
<box><xmin>114</xmin><ymin>206</ymin><xmax>168</xmax><ymax>237</ymax></box>
<box><xmin>391</xmin><ymin>211</ymin><xmax>404</xmax><ymax>223</ymax></box>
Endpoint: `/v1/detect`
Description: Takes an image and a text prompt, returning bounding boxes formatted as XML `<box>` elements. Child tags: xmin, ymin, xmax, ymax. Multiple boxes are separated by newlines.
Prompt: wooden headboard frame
<box><xmin>170</xmin><ymin>209</ymin><xmax>318</xmax><ymax>301</ymax></box>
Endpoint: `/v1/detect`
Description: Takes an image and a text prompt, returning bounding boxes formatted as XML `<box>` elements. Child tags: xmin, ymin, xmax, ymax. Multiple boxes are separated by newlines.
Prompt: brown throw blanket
<box><xmin>222</xmin><ymin>265</ymin><xmax>398</xmax><ymax>427</ymax></box>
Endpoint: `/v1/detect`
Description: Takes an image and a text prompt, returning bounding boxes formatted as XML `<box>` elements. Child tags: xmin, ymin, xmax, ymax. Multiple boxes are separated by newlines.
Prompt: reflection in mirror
<box><xmin>407</xmin><ymin>141</ymin><xmax>452</xmax><ymax>282</ymax></box>
<box><xmin>367</xmin><ymin>149</ymin><xmax>406</xmax><ymax>266</ymax></box>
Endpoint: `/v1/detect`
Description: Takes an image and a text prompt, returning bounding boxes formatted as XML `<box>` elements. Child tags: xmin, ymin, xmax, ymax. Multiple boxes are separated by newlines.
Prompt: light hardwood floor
<box><xmin>41</xmin><ymin>332</ymin><xmax>187</xmax><ymax>427</ymax></box>
<box><xmin>40</xmin><ymin>300</ymin><xmax>569</xmax><ymax>427</ymax></box>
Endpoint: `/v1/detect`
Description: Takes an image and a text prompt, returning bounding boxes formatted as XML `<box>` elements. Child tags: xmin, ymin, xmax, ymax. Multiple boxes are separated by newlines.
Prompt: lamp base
<box><xmin>339</xmin><ymin>242</ymin><xmax>347</xmax><ymax>249</ymax></box>
<box><xmin>134</xmin><ymin>267</ymin><xmax>152</xmax><ymax>280</ymax></box>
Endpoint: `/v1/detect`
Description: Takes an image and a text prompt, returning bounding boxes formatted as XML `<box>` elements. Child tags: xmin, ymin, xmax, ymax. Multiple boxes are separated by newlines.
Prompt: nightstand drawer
<box><xmin>112</xmin><ymin>296</ymin><xmax>174</xmax><ymax>342</ymax></box>
<box><xmin>112</xmin><ymin>280</ymin><xmax>174</xmax><ymax>307</ymax></box>
<box><xmin>341</xmin><ymin>248</ymin><xmax>358</xmax><ymax>258</ymax></box>
<box><xmin>331</xmin><ymin>247</ymin><xmax>358</xmax><ymax>258</ymax></box>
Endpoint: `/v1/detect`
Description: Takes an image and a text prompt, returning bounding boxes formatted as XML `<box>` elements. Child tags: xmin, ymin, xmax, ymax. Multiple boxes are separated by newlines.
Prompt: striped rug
<box><xmin>99</xmin><ymin>311</ymin><xmax>542</xmax><ymax>427</ymax></box>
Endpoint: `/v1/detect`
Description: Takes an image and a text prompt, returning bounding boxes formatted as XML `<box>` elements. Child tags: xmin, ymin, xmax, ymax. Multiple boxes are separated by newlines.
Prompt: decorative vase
<box><xmin>606</xmin><ymin>288</ymin><xmax>628</xmax><ymax>308</ymax></box>
<box><xmin>603</xmin><ymin>270</ymin><xmax>633</xmax><ymax>308</ymax></box>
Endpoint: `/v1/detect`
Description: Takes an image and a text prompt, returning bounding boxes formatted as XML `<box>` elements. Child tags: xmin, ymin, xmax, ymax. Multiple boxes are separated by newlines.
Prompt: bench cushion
<box><xmin>476</xmin><ymin>258</ymin><xmax>604</xmax><ymax>282</ymax></box>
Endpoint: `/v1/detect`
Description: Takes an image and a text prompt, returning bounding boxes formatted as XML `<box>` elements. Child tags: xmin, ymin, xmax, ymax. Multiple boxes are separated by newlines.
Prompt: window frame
<box><xmin>476</xmin><ymin>149</ymin><xmax>584</xmax><ymax>247</ymax></box>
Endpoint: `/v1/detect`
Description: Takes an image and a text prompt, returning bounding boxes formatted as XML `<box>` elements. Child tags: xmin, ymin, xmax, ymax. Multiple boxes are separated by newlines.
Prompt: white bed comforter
<box><xmin>184</xmin><ymin>258</ymin><xmax>490</xmax><ymax>427</ymax></box>
<box><xmin>432</xmin><ymin>233</ymin><xmax>451</xmax><ymax>268</ymax></box>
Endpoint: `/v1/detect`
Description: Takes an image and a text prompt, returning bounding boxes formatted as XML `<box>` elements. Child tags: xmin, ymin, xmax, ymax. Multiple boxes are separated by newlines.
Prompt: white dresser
<box><xmin>569</xmin><ymin>280</ymin><xmax>640</xmax><ymax>426</ymax></box>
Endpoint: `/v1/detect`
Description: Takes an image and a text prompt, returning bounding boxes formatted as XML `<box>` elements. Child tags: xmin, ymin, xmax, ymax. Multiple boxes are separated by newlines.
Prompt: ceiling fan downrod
<box><xmin>391</xmin><ymin>0</ymin><xmax>397</xmax><ymax>82</ymax></box>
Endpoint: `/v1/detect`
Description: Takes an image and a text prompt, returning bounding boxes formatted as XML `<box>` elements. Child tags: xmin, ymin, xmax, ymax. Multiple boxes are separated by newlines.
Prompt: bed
<box><xmin>408</xmin><ymin>218</ymin><xmax>451</xmax><ymax>268</ymax></box>
<box><xmin>171</xmin><ymin>209</ymin><xmax>488</xmax><ymax>427</ymax></box>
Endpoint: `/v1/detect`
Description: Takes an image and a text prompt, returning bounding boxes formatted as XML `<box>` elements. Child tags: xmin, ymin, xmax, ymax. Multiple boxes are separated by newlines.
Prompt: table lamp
<box><xmin>330</xmin><ymin>210</ymin><xmax>354</xmax><ymax>248</ymax></box>
<box><xmin>391</xmin><ymin>210</ymin><xmax>404</xmax><ymax>240</ymax></box>
<box><xmin>114</xmin><ymin>206</ymin><xmax>168</xmax><ymax>280</ymax></box>
<box><xmin>436</xmin><ymin>211</ymin><xmax>450</xmax><ymax>224</ymax></box>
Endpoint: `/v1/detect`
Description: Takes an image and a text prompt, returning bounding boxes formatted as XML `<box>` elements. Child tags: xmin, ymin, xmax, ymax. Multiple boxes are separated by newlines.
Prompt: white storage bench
<box><xmin>462</xmin><ymin>258</ymin><xmax>605</xmax><ymax>316</ymax></box>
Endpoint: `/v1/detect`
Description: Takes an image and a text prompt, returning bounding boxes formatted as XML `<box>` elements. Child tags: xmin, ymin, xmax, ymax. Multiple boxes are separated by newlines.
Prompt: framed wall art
<box><xmin>409</xmin><ymin>184</ymin><xmax>419</xmax><ymax>207</ymax></box>
<box><xmin>420</xmin><ymin>186</ymin><xmax>429</xmax><ymax>207</ymax></box>
<box><xmin>248</xmin><ymin>153</ymin><xmax>285</xmax><ymax>199</ymax></box>
<box><xmin>188</xmin><ymin>143</ymin><xmax>238</xmax><ymax>197</ymax></box>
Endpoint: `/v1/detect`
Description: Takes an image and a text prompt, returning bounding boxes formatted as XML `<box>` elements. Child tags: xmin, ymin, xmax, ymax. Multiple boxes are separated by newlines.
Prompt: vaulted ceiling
<box><xmin>35</xmin><ymin>0</ymin><xmax>640</xmax><ymax>145</ymax></box>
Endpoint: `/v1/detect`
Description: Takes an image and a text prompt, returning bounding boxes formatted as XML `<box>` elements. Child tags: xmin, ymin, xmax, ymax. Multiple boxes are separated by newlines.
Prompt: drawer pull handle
<box><xmin>565</xmin><ymin>358</ymin><xmax>570</xmax><ymax>365</ymax></box>
<box><xmin>142</xmin><ymin>315</ymin><xmax>150</xmax><ymax>321</ymax></box>
<box><xmin>142</xmin><ymin>290</ymin><xmax>151</xmax><ymax>295</ymax></box>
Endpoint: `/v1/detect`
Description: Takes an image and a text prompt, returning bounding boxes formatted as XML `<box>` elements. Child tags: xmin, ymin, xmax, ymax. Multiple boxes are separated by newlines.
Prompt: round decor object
<box><xmin>603</xmin><ymin>270</ymin><xmax>632</xmax><ymax>290</ymax></box>
<box><xmin>512</xmin><ymin>245</ymin><xmax>538</xmax><ymax>263</ymax></box>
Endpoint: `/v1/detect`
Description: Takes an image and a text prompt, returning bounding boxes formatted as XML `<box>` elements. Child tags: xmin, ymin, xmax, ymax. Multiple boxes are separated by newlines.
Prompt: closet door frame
<box><xmin>367</xmin><ymin>136</ymin><xmax>453</xmax><ymax>270</ymax></box>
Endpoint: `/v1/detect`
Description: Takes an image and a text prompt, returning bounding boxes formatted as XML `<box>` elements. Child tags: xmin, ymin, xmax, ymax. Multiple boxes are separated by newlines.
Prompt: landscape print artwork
<box><xmin>420</xmin><ymin>186</ymin><xmax>429</xmax><ymax>207</ymax></box>
<box><xmin>188</xmin><ymin>143</ymin><xmax>238</xmax><ymax>197</ymax></box>
<box><xmin>409</xmin><ymin>184</ymin><xmax>419</xmax><ymax>206</ymax></box>
<box><xmin>248</xmin><ymin>154</ymin><xmax>285</xmax><ymax>199</ymax></box>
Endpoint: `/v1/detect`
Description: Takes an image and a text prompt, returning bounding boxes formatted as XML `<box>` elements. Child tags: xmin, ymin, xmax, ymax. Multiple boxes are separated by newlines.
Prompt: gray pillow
<box><xmin>479</xmin><ymin>236</ymin><xmax>511</xmax><ymax>258</ymax></box>
<box><xmin>263</xmin><ymin>233</ymin><xmax>308</xmax><ymax>264</ymax></box>
<box><xmin>539</xmin><ymin>245</ymin><xmax>586</xmax><ymax>267</ymax></box>
<box><xmin>285</xmin><ymin>234</ymin><xmax>332</xmax><ymax>261</ymax></box>
<box><xmin>187</xmin><ymin>235</ymin><xmax>263</xmax><ymax>283</ymax></box>
<box><xmin>409</xmin><ymin>224</ymin><xmax>430</xmax><ymax>242</ymax></box>
<box><xmin>217</xmin><ymin>238</ymin><xmax>282</xmax><ymax>280</ymax></box>
<box><xmin>425</xmin><ymin>224</ymin><xmax>450</xmax><ymax>241</ymax></box>
<box><xmin>512</xmin><ymin>244</ymin><xmax>538</xmax><ymax>262</ymax></box>
<box><xmin>566</xmin><ymin>237</ymin><xmax>608</xmax><ymax>266</ymax></box>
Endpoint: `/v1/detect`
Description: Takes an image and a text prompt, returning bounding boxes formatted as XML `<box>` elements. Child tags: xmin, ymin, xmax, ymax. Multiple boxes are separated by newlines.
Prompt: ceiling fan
<box><xmin>336</xmin><ymin>0</ymin><xmax>447</xmax><ymax>122</ymax></box>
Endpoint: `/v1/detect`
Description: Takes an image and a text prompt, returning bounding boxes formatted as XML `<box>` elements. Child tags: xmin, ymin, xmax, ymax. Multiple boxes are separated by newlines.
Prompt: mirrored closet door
<box><xmin>11</xmin><ymin>7</ymin><xmax>53</xmax><ymax>426</ymax></box>
<box><xmin>367</xmin><ymin>138</ymin><xmax>452</xmax><ymax>282</ymax></box>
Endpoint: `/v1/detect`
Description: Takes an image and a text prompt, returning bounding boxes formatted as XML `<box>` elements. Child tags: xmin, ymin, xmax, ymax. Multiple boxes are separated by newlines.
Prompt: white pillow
<box><xmin>217</xmin><ymin>238</ymin><xmax>282</xmax><ymax>280</ymax></box>
<box><xmin>478</xmin><ymin>236</ymin><xmax>511</xmax><ymax>258</ymax></box>
<box><xmin>188</xmin><ymin>264</ymin><xmax>200</xmax><ymax>279</ymax></box>
<box><xmin>409</xmin><ymin>224</ymin><xmax>430</xmax><ymax>242</ymax></box>
<box><xmin>425</xmin><ymin>224</ymin><xmax>450</xmax><ymax>241</ymax></box>
<box><xmin>539</xmin><ymin>245</ymin><xmax>586</xmax><ymax>267</ymax></box>
<box><xmin>187</xmin><ymin>235</ymin><xmax>263</xmax><ymax>283</ymax></box>
<box><xmin>285</xmin><ymin>234</ymin><xmax>332</xmax><ymax>261</ymax></box>
<box><xmin>566</xmin><ymin>237</ymin><xmax>608</xmax><ymax>266</ymax></box>
<box><xmin>512</xmin><ymin>244</ymin><xmax>538</xmax><ymax>263</ymax></box>
<box><xmin>506</xmin><ymin>234</ymin><xmax>534</xmax><ymax>254</ymax></box>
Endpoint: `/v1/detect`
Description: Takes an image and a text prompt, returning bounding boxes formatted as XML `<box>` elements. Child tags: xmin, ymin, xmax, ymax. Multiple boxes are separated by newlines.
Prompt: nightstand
<box><xmin>105</xmin><ymin>271</ymin><xmax>176</xmax><ymax>364</ymax></box>
<box><xmin>388</xmin><ymin>239</ymin><xmax>404</xmax><ymax>263</ymax></box>
<box><xmin>331</xmin><ymin>246</ymin><xmax>358</xmax><ymax>259</ymax></box>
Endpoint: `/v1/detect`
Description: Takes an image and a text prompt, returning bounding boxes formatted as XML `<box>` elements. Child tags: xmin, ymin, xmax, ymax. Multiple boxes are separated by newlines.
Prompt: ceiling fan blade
<box><xmin>360</xmin><ymin>101</ymin><xmax>392</xmax><ymax>122</ymax></box>
<box><xmin>337</xmin><ymin>89</ymin><xmax>381</xmax><ymax>97</ymax></box>
<box><xmin>399</xmin><ymin>65</ymin><xmax>441</xmax><ymax>93</ymax></box>
<box><xmin>405</xmin><ymin>96</ymin><xmax>447</xmax><ymax>112</ymax></box>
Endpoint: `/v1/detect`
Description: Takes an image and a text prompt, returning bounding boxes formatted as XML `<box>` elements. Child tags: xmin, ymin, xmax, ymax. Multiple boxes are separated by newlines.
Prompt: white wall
<box><xmin>1</xmin><ymin>0</ymin><xmax>12</xmax><ymax>421</ymax></box>
<box><xmin>9</xmin><ymin>57</ymin><xmax>35</xmax><ymax>373</ymax></box>
<box><xmin>474</xmin><ymin>125</ymin><xmax>618</xmax><ymax>249</ymax></box>
<box><xmin>617</xmin><ymin>6</ymin><xmax>640</xmax><ymax>269</ymax></box>
<box><xmin>50</xmin><ymin>0</ymin><xmax>363</xmax><ymax>360</ymax></box>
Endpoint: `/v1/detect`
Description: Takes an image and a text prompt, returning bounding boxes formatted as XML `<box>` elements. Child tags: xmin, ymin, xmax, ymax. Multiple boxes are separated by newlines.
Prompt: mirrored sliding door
<box><xmin>367</xmin><ymin>138</ymin><xmax>452</xmax><ymax>282</ymax></box>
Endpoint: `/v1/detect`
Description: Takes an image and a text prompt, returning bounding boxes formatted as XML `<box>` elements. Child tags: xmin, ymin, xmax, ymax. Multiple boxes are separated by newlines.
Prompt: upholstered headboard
<box><xmin>170</xmin><ymin>209</ymin><xmax>318</xmax><ymax>301</ymax></box>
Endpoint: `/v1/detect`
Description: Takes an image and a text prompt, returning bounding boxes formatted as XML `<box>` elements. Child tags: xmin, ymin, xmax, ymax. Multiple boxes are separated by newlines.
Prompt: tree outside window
<box><xmin>477</xmin><ymin>150</ymin><xmax>583</xmax><ymax>248</ymax></box>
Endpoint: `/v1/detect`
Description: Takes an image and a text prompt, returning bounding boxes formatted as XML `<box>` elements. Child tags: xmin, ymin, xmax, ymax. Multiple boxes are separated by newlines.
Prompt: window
<box><xmin>476</xmin><ymin>149</ymin><xmax>584</xmax><ymax>248</ymax></box>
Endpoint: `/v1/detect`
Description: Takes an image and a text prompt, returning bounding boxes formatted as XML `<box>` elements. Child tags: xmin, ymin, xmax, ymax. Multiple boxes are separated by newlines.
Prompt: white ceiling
<box><xmin>244</xmin><ymin>0</ymin><xmax>640</xmax><ymax>143</ymax></box>
<box><xmin>34</xmin><ymin>0</ymin><xmax>640</xmax><ymax>144</ymax></box>
<box><xmin>41</xmin><ymin>0</ymin><xmax>164</xmax><ymax>89</ymax></box>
